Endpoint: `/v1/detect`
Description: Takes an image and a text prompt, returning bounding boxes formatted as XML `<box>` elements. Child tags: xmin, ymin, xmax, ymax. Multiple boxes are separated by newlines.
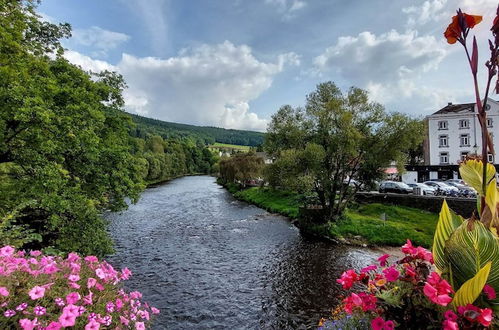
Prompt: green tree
<box><xmin>265</xmin><ymin>82</ymin><xmax>423</xmax><ymax>221</ymax></box>
<box><xmin>219</xmin><ymin>152</ymin><xmax>264</xmax><ymax>186</ymax></box>
<box><xmin>0</xmin><ymin>1</ymin><xmax>144</xmax><ymax>255</ymax></box>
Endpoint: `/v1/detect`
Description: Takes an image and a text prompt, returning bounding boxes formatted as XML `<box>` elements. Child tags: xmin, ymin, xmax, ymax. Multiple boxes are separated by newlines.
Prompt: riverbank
<box><xmin>223</xmin><ymin>184</ymin><xmax>438</xmax><ymax>248</ymax></box>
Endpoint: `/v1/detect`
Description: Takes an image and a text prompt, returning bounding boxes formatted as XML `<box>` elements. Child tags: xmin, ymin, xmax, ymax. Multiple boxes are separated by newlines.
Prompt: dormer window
<box><xmin>438</xmin><ymin>121</ymin><xmax>448</xmax><ymax>130</ymax></box>
<box><xmin>459</xmin><ymin>119</ymin><xmax>470</xmax><ymax>129</ymax></box>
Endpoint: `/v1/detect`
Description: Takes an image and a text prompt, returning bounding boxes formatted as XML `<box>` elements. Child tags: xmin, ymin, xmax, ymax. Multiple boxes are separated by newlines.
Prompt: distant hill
<box><xmin>129</xmin><ymin>114</ymin><xmax>265</xmax><ymax>147</ymax></box>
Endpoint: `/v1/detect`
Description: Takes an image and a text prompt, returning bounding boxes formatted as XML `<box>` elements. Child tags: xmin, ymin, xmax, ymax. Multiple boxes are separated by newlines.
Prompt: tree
<box><xmin>218</xmin><ymin>152</ymin><xmax>264</xmax><ymax>185</ymax></box>
<box><xmin>265</xmin><ymin>82</ymin><xmax>423</xmax><ymax>221</ymax></box>
<box><xmin>0</xmin><ymin>1</ymin><xmax>145</xmax><ymax>255</ymax></box>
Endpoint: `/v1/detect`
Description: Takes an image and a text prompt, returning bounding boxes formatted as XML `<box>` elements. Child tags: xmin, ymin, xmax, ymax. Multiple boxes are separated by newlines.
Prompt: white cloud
<box><xmin>265</xmin><ymin>0</ymin><xmax>307</xmax><ymax>20</ymax></box>
<box><xmin>71</xmin><ymin>26</ymin><xmax>130</xmax><ymax>57</ymax></box>
<box><xmin>64</xmin><ymin>42</ymin><xmax>299</xmax><ymax>131</ymax></box>
<box><xmin>64</xmin><ymin>50</ymin><xmax>117</xmax><ymax>72</ymax></box>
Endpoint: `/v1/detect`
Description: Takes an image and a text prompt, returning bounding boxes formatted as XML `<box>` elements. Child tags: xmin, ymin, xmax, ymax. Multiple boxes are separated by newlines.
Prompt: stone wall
<box><xmin>354</xmin><ymin>192</ymin><xmax>477</xmax><ymax>218</ymax></box>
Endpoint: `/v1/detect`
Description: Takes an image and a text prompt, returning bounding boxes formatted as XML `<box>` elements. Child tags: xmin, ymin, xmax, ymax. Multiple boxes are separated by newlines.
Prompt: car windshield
<box><xmin>397</xmin><ymin>182</ymin><xmax>411</xmax><ymax>189</ymax></box>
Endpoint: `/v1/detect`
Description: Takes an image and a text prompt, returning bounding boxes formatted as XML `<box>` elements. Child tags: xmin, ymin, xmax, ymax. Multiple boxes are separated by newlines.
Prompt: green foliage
<box><xmin>264</xmin><ymin>82</ymin><xmax>424</xmax><ymax>221</ymax></box>
<box><xmin>218</xmin><ymin>152</ymin><xmax>264</xmax><ymax>185</ymax></box>
<box><xmin>130</xmin><ymin>113</ymin><xmax>264</xmax><ymax>146</ymax></box>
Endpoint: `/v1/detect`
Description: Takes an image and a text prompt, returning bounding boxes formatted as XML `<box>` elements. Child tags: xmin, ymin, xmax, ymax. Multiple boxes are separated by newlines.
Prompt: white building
<box><xmin>404</xmin><ymin>99</ymin><xmax>498</xmax><ymax>183</ymax></box>
<box><xmin>426</xmin><ymin>99</ymin><xmax>498</xmax><ymax>167</ymax></box>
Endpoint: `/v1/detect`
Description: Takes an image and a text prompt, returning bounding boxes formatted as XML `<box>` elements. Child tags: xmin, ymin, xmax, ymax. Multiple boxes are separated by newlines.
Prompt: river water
<box><xmin>107</xmin><ymin>176</ymin><xmax>380</xmax><ymax>329</ymax></box>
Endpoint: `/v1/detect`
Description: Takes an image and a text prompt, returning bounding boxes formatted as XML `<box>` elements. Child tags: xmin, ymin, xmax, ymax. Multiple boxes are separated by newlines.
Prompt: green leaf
<box><xmin>433</xmin><ymin>200</ymin><xmax>464</xmax><ymax>273</ymax></box>
<box><xmin>445</xmin><ymin>220</ymin><xmax>499</xmax><ymax>299</ymax></box>
<box><xmin>459</xmin><ymin>159</ymin><xmax>496</xmax><ymax>196</ymax></box>
<box><xmin>452</xmin><ymin>262</ymin><xmax>491</xmax><ymax>308</ymax></box>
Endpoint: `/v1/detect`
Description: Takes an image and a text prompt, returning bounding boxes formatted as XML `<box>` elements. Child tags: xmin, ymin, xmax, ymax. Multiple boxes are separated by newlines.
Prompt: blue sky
<box><xmin>39</xmin><ymin>0</ymin><xmax>498</xmax><ymax>131</ymax></box>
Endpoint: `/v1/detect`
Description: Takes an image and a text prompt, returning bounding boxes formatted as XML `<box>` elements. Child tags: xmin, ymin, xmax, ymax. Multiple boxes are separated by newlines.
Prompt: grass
<box><xmin>234</xmin><ymin>187</ymin><xmax>301</xmax><ymax>218</ymax></box>
<box><xmin>232</xmin><ymin>187</ymin><xmax>438</xmax><ymax>247</ymax></box>
<box><xmin>210</xmin><ymin>142</ymin><xmax>251</xmax><ymax>152</ymax></box>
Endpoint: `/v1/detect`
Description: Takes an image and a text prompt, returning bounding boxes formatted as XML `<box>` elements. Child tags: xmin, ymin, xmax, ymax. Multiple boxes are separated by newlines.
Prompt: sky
<box><xmin>38</xmin><ymin>0</ymin><xmax>499</xmax><ymax>132</ymax></box>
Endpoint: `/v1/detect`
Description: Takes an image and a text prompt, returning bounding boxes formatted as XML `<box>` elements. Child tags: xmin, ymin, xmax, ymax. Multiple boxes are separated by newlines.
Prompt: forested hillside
<box><xmin>130</xmin><ymin>114</ymin><xmax>265</xmax><ymax>146</ymax></box>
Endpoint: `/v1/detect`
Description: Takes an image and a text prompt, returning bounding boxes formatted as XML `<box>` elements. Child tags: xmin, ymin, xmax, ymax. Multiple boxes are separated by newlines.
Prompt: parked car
<box><xmin>446</xmin><ymin>179</ymin><xmax>466</xmax><ymax>185</ymax></box>
<box><xmin>379</xmin><ymin>181</ymin><xmax>413</xmax><ymax>194</ymax></box>
<box><xmin>445</xmin><ymin>182</ymin><xmax>477</xmax><ymax>198</ymax></box>
<box><xmin>407</xmin><ymin>183</ymin><xmax>436</xmax><ymax>196</ymax></box>
<box><xmin>423</xmin><ymin>181</ymin><xmax>458</xmax><ymax>196</ymax></box>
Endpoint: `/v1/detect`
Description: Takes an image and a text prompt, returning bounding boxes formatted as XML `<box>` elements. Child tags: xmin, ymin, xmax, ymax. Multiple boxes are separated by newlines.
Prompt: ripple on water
<box><xmin>106</xmin><ymin>176</ymin><xmax>380</xmax><ymax>329</ymax></box>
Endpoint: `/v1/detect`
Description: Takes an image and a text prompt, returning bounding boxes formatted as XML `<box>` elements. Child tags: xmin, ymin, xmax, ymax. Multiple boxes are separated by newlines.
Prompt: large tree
<box><xmin>0</xmin><ymin>0</ymin><xmax>145</xmax><ymax>255</ymax></box>
<box><xmin>265</xmin><ymin>82</ymin><xmax>423</xmax><ymax>221</ymax></box>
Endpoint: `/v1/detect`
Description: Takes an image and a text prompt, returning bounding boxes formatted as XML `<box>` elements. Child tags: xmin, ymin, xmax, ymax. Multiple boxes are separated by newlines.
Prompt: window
<box><xmin>438</xmin><ymin>121</ymin><xmax>448</xmax><ymax>130</ymax></box>
<box><xmin>440</xmin><ymin>152</ymin><xmax>449</xmax><ymax>164</ymax></box>
<box><xmin>488</xmin><ymin>153</ymin><xmax>495</xmax><ymax>163</ymax></box>
<box><xmin>487</xmin><ymin>118</ymin><xmax>493</xmax><ymax>127</ymax></box>
<box><xmin>460</xmin><ymin>151</ymin><xmax>469</xmax><ymax>161</ymax></box>
<box><xmin>439</xmin><ymin>135</ymin><xmax>448</xmax><ymax>147</ymax></box>
<box><xmin>460</xmin><ymin>134</ymin><xmax>470</xmax><ymax>147</ymax></box>
<box><xmin>459</xmin><ymin>119</ymin><xmax>470</xmax><ymax>129</ymax></box>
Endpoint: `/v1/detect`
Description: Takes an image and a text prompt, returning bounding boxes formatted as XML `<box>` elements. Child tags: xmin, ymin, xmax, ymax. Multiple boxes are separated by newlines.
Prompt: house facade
<box><xmin>403</xmin><ymin>99</ymin><xmax>498</xmax><ymax>183</ymax></box>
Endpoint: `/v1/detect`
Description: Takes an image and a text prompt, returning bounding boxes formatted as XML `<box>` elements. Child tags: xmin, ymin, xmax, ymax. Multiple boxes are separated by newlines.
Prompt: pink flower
<box><xmin>85</xmin><ymin>320</ymin><xmax>100</xmax><ymax>330</ymax></box>
<box><xmin>34</xmin><ymin>306</ymin><xmax>46</xmax><ymax>316</ymax></box>
<box><xmin>30</xmin><ymin>250</ymin><xmax>42</xmax><ymax>257</ymax></box>
<box><xmin>63</xmin><ymin>304</ymin><xmax>79</xmax><ymax>317</ymax></box>
<box><xmin>0</xmin><ymin>245</ymin><xmax>15</xmax><ymax>257</ymax></box>
<box><xmin>444</xmin><ymin>310</ymin><xmax>458</xmax><ymax>321</ymax></box>
<box><xmin>0</xmin><ymin>286</ymin><xmax>9</xmax><ymax>297</ymax></box>
<box><xmin>121</xmin><ymin>267</ymin><xmax>132</xmax><ymax>280</ymax></box>
<box><xmin>95</xmin><ymin>268</ymin><xmax>106</xmax><ymax>279</ymax></box>
<box><xmin>371</xmin><ymin>317</ymin><xmax>385</xmax><ymax>330</ymax></box>
<box><xmin>46</xmin><ymin>321</ymin><xmax>62</xmax><ymax>330</ymax></box>
<box><xmin>54</xmin><ymin>297</ymin><xmax>65</xmax><ymax>307</ymax></box>
<box><xmin>151</xmin><ymin>307</ymin><xmax>160</xmax><ymax>315</ymax></box>
<box><xmin>68</xmin><ymin>274</ymin><xmax>80</xmax><ymax>282</ymax></box>
<box><xmin>377</xmin><ymin>254</ymin><xmax>390</xmax><ymax>267</ymax></box>
<box><xmin>135</xmin><ymin>322</ymin><xmax>145</xmax><ymax>330</ymax></box>
<box><xmin>360</xmin><ymin>265</ymin><xmax>377</xmax><ymax>273</ymax></box>
<box><xmin>483</xmin><ymin>284</ymin><xmax>496</xmax><ymax>300</ymax></box>
<box><xmin>85</xmin><ymin>256</ymin><xmax>98</xmax><ymax>263</ymax></box>
<box><xmin>336</xmin><ymin>269</ymin><xmax>358</xmax><ymax>289</ymax></box>
<box><xmin>382</xmin><ymin>266</ymin><xmax>400</xmax><ymax>282</ymax></box>
<box><xmin>28</xmin><ymin>286</ymin><xmax>46</xmax><ymax>300</ymax></box>
<box><xmin>83</xmin><ymin>292</ymin><xmax>94</xmax><ymax>305</ymax></box>
<box><xmin>4</xmin><ymin>309</ymin><xmax>16</xmax><ymax>317</ymax></box>
<box><xmin>130</xmin><ymin>291</ymin><xmax>143</xmax><ymax>299</ymax></box>
<box><xmin>87</xmin><ymin>277</ymin><xmax>97</xmax><ymax>288</ymax></box>
<box><xmin>19</xmin><ymin>318</ymin><xmax>37</xmax><ymax>330</ymax></box>
<box><xmin>401</xmin><ymin>240</ymin><xmax>416</xmax><ymax>254</ymax></box>
<box><xmin>120</xmin><ymin>316</ymin><xmax>130</xmax><ymax>326</ymax></box>
<box><xmin>59</xmin><ymin>311</ymin><xmax>77</xmax><ymax>327</ymax></box>
<box><xmin>66</xmin><ymin>292</ymin><xmax>81</xmax><ymax>304</ymax></box>
<box><xmin>477</xmin><ymin>308</ymin><xmax>493</xmax><ymax>327</ymax></box>
<box><xmin>442</xmin><ymin>320</ymin><xmax>458</xmax><ymax>330</ymax></box>
<box><xmin>423</xmin><ymin>283</ymin><xmax>452</xmax><ymax>306</ymax></box>
<box><xmin>67</xmin><ymin>252</ymin><xmax>80</xmax><ymax>262</ymax></box>
<box><xmin>115</xmin><ymin>298</ymin><xmax>123</xmax><ymax>310</ymax></box>
<box><xmin>16</xmin><ymin>303</ymin><xmax>28</xmax><ymax>311</ymax></box>
<box><xmin>343</xmin><ymin>292</ymin><xmax>377</xmax><ymax>314</ymax></box>
<box><xmin>106</xmin><ymin>301</ymin><xmax>115</xmax><ymax>313</ymax></box>
<box><xmin>384</xmin><ymin>320</ymin><xmax>395</xmax><ymax>330</ymax></box>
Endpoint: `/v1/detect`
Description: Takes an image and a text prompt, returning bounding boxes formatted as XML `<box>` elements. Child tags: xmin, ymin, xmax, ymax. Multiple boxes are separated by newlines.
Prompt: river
<box><xmin>107</xmin><ymin>176</ymin><xmax>381</xmax><ymax>329</ymax></box>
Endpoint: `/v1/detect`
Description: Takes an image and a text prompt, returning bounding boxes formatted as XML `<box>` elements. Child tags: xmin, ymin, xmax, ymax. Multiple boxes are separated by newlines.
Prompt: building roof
<box><xmin>432</xmin><ymin>102</ymin><xmax>475</xmax><ymax>115</ymax></box>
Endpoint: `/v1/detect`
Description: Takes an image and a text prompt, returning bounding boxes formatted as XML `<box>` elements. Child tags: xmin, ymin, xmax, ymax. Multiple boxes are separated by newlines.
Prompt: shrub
<box><xmin>0</xmin><ymin>246</ymin><xmax>159</xmax><ymax>329</ymax></box>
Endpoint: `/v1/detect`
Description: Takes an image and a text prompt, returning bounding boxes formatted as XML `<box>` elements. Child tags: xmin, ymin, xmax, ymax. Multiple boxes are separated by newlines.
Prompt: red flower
<box><xmin>483</xmin><ymin>284</ymin><xmax>496</xmax><ymax>300</ymax></box>
<box><xmin>382</xmin><ymin>266</ymin><xmax>400</xmax><ymax>282</ymax></box>
<box><xmin>458</xmin><ymin>304</ymin><xmax>493</xmax><ymax>327</ymax></box>
<box><xmin>423</xmin><ymin>272</ymin><xmax>453</xmax><ymax>306</ymax></box>
<box><xmin>442</xmin><ymin>320</ymin><xmax>458</xmax><ymax>330</ymax></box>
<box><xmin>336</xmin><ymin>269</ymin><xmax>358</xmax><ymax>290</ymax></box>
<box><xmin>371</xmin><ymin>317</ymin><xmax>395</xmax><ymax>330</ymax></box>
<box><xmin>377</xmin><ymin>254</ymin><xmax>390</xmax><ymax>267</ymax></box>
<box><xmin>444</xmin><ymin>11</ymin><xmax>482</xmax><ymax>44</ymax></box>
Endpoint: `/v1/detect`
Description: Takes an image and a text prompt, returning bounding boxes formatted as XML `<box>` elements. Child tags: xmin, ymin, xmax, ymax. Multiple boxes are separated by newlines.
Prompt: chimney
<box><xmin>448</xmin><ymin>102</ymin><xmax>452</xmax><ymax>106</ymax></box>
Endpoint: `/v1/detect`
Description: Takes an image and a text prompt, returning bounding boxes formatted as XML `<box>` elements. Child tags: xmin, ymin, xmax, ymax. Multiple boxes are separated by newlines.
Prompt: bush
<box><xmin>0</xmin><ymin>246</ymin><xmax>159</xmax><ymax>329</ymax></box>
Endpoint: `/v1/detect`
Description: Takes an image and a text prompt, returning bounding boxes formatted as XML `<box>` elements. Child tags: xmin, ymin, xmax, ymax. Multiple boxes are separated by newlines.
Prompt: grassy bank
<box><xmin>233</xmin><ymin>187</ymin><xmax>438</xmax><ymax>247</ymax></box>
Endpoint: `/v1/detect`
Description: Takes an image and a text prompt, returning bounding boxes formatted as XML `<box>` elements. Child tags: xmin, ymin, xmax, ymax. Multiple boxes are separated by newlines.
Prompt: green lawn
<box><xmin>210</xmin><ymin>142</ymin><xmax>250</xmax><ymax>152</ymax></box>
<box><xmin>233</xmin><ymin>187</ymin><xmax>439</xmax><ymax>247</ymax></box>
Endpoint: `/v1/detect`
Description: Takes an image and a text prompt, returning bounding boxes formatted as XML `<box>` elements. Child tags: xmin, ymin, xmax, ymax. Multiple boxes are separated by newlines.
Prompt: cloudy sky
<box><xmin>39</xmin><ymin>0</ymin><xmax>498</xmax><ymax>131</ymax></box>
